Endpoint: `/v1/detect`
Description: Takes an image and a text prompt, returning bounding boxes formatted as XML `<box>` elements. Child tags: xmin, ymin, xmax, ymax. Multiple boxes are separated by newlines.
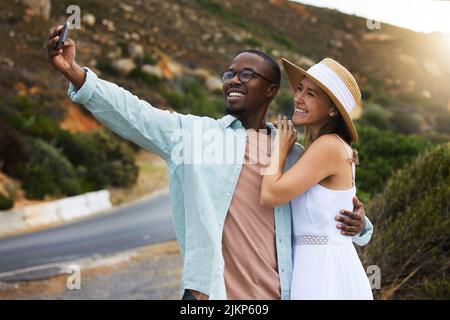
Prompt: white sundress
<box><xmin>290</xmin><ymin>135</ymin><xmax>373</xmax><ymax>300</ymax></box>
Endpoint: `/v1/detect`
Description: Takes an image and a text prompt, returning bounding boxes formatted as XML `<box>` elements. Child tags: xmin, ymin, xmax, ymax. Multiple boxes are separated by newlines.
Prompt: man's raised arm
<box><xmin>47</xmin><ymin>25</ymin><xmax>183</xmax><ymax>160</ymax></box>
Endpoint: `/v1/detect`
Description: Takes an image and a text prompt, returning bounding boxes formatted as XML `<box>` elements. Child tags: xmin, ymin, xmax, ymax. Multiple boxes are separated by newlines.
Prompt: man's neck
<box><xmin>237</xmin><ymin>113</ymin><xmax>267</xmax><ymax>131</ymax></box>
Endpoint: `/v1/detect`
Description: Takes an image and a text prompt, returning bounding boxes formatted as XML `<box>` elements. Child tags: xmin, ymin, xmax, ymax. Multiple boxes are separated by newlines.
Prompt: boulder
<box><xmin>20</xmin><ymin>0</ymin><xmax>51</xmax><ymax>20</ymax></box>
<box><xmin>112</xmin><ymin>58</ymin><xmax>136</xmax><ymax>75</ymax></box>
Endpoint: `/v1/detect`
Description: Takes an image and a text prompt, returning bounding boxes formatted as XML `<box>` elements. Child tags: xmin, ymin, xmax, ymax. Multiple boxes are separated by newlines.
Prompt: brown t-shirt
<box><xmin>222</xmin><ymin>130</ymin><xmax>280</xmax><ymax>300</ymax></box>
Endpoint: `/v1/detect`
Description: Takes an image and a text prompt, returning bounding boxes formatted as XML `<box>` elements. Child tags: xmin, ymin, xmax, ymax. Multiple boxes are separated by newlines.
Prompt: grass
<box><xmin>108</xmin><ymin>150</ymin><xmax>168</xmax><ymax>206</ymax></box>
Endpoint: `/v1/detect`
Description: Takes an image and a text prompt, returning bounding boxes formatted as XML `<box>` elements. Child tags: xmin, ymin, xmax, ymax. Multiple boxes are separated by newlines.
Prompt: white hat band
<box><xmin>307</xmin><ymin>63</ymin><xmax>356</xmax><ymax>114</ymax></box>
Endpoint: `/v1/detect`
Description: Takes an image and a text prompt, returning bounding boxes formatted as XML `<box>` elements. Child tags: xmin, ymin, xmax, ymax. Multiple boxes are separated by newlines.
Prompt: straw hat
<box><xmin>282</xmin><ymin>57</ymin><xmax>361</xmax><ymax>143</ymax></box>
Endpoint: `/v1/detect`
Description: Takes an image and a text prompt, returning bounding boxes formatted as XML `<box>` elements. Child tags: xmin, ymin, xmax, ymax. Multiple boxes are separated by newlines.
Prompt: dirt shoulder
<box><xmin>0</xmin><ymin>240</ymin><xmax>182</xmax><ymax>300</ymax></box>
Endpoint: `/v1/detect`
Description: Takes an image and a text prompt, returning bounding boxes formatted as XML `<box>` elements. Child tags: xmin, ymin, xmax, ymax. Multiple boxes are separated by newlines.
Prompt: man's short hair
<box><xmin>238</xmin><ymin>49</ymin><xmax>281</xmax><ymax>86</ymax></box>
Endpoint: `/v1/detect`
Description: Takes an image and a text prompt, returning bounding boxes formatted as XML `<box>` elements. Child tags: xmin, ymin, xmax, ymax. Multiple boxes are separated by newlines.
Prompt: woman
<box><xmin>260</xmin><ymin>58</ymin><xmax>373</xmax><ymax>300</ymax></box>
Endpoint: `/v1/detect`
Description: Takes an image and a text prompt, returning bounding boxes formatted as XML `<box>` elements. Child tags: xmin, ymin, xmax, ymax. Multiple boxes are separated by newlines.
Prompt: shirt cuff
<box><xmin>67</xmin><ymin>67</ymin><xmax>98</xmax><ymax>104</ymax></box>
<box><xmin>352</xmin><ymin>216</ymin><xmax>373</xmax><ymax>246</ymax></box>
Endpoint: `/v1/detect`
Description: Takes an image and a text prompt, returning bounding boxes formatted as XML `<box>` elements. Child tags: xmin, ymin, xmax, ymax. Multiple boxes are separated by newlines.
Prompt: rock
<box><xmin>141</xmin><ymin>65</ymin><xmax>164</xmax><ymax>79</ymax></box>
<box><xmin>130</xmin><ymin>32</ymin><xmax>141</xmax><ymax>41</ymax></box>
<box><xmin>271</xmin><ymin>49</ymin><xmax>281</xmax><ymax>58</ymax></box>
<box><xmin>82</xmin><ymin>13</ymin><xmax>96</xmax><ymax>26</ymax></box>
<box><xmin>191</xmin><ymin>68</ymin><xmax>210</xmax><ymax>80</ymax></box>
<box><xmin>128</xmin><ymin>43</ymin><xmax>144</xmax><ymax>59</ymax></box>
<box><xmin>20</xmin><ymin>0</ymin><xmax>51</xmax><ymax>20</ymax></box>
<box><xmin>205</xmin><ymin>76</ymin><xmax>223</xmax><ymax>92</ymax></box>
<box><xmin>112</xmin><ymin>59</ymin><xmax>136</xmax><ymax>75</ymax></box>
<box><xmin>296</xmin><ymin>56</ymin><xmax>315</xmax><ymax>68</ymax></box>
<box><xmin>119</xmin><ymin>3</ymin><xmax>134</xmax><ymax>13</ymax></box>
<box><xmin>102</xmin><ymin>19</ymin><xmax>116</xmax><ymax>32</ymax></box>
<box><xmin>421</xmin><ymin>90</ymin><xmax>432</xmax><ymax>99</ymax></box>
<box><xmin>0</xmin><ymin>56</ymin><xmax>14</xmax><ymax>68</ymax></box>
<box><xmin>423</xmin><ymin>61</ymin><xmax>442</xmax><ymax>78</ymax></box>
<box><xmin>159</xmin><ymin>55</ymin><xmax>183</xmax><ymax>79</ymax></box>
<box><xmin>330</xmin><ymin>39</ymin><xmax>343</xmax><ymax>48</ymax></box>
<box><xmin>106</xmin><ymin>47</ymin><xmax>122</xmax><ymax>60</ymax></box>
<box><xmin>232</xmin><ymin>34</ymin><xmax>243</xmax><ymax>42</ymax></box>
<box><xmin>362</xmin><ymin>33</ymin><xmax>394</xmax><ymax>42</ymax></box>
<box><xmin>344</xmin><ymin>33</ymin><xmax>354</xmax><ymax>41</ymax></box>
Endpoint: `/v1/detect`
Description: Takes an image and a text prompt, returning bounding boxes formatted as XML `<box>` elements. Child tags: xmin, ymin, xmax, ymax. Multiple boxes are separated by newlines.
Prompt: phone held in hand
<box><xmin>53</xmin><ymin>22</ymin><xmax>70</xmax><ymax>51</ymax></box>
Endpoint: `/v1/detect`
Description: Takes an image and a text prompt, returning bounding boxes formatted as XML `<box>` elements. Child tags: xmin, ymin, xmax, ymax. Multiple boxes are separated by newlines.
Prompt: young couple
<box><xmin>47</xmin><ymin>24</ymin><xmax>373</xmax><ymax>300</ymax></box>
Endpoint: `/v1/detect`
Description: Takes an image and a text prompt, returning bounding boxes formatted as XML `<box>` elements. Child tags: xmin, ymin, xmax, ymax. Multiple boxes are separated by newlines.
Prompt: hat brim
<box><xmin>282</xmin><ymin>58</ymin><xmax>358</xmax><ymax>144</ymax></box>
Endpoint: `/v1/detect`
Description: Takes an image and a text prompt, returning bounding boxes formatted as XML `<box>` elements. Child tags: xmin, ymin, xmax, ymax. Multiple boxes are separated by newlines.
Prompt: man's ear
<box><xmin>266</xmin><ymin>84</ymin><xmax>279</xmax><ymax>99</ymax></box>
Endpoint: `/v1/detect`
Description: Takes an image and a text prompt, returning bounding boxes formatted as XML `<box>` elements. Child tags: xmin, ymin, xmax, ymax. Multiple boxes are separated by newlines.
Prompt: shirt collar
<box><xmin>218</xmin><ymin>114</ymin><xmax>276</xmax><ymax>131</ymax></box>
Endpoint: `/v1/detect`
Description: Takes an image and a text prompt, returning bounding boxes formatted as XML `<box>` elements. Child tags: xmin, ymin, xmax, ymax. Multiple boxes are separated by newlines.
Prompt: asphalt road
<box><xmin>0</xmin><ymin>192</ymin><xmax>175</xmax><ymax>274</ymax></box>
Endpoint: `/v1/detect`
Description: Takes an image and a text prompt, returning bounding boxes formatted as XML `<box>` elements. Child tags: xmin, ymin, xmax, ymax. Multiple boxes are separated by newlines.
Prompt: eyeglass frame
<box><xmin>220</xmin><ymin>68</ymin><xmax>275</xmax><ymax>84</ymax></box>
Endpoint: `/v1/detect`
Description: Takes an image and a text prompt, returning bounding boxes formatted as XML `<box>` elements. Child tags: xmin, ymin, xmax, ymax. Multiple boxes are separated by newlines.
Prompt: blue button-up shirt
<box><xmin>68</xmin><ymin>68</ymin><xmax>373</xmax><ymax>300</ymax></box>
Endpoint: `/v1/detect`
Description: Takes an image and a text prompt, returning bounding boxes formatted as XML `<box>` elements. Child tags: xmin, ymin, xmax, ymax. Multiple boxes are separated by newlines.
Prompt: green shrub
<box><xmin>56</xmin><ymin>130</ymin><xmax>138</xmax><ymax>190</ymax></box>
<box><xmin>244</xmin><ymin>36</ymin><xmax>261</xmax><ymax>47</ymax></box>
<box><xmin>361</xmin><ymin>143</ymin><xmax>450</xmax><ymax>299</ymax></box>
<box><xmin>14</xmin><ymin>139</ymin><xmax>82</xmax><ymax>199</ymax></box>
<box><xmin>357</xmin><ymin>103</ymin><xmax>391</xmax><ymax>131</ymax></box>
<box><xmin>434</xmin><ymin>111</ymin><xmax>450</xmax><ymax>134</ymax></box>
<box><xmin>355</xmin><ymin>124</ymin><xmax>431</xmax><ymax>195</ymax></box>
<box><xmin>139</xmin><ymin>52</ymin><xmax>158</xmax><ymax>66</ymax></box>
<box><xmin>0</xmin><ymin>193</ymin><xmax>13</xmax><ymax>210</ymax></box>
<box><xmin>272</xmin><ymin>89</ymin><xmax>293</xmax><ymax>116</ymax></box>
<box><xmin>389</xmin><ymin>111</ymin><xmax>424</xmax><ymax>134</ymax></box>
<box><xmin>0</xmin><ymin>118</ymin><xmax>30</xmax><ymax>174</ymax></box>
<box><xmin>5</xmin><ymin>95</ymin><xmax>63</xmax><ymax>140</ymax></box>
<box><xmin>96</xmin><ymin>58</ymin><xmax>115</xmax><ymax>74</ymax></box>
<box><xmin>169</xmin><ymin>76</ymin><xmax>224</xmax><ymax>118</ymax></box>
<box><xmin>162</xmin><ymin>90</ymin><xmax>185</xmax><ymax>109</ymax></box>
<box><xmin>128</xmin><ymin>68</ymin><xmax>160</xmax><ymax>86</ymax></box>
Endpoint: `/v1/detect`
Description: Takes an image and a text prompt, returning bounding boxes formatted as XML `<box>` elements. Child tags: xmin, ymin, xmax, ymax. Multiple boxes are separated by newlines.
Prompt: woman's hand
<box><xmin>275</xmin><ymin>115</ymin><xmax>297</xmax><ymax>157</ymax></box>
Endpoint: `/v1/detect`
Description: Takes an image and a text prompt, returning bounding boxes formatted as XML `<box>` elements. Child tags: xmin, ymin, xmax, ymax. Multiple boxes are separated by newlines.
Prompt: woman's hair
<box><xmin>303</xmin><ymin>106</ymin><xmax>359</xmax><ymax>165</ymax></box>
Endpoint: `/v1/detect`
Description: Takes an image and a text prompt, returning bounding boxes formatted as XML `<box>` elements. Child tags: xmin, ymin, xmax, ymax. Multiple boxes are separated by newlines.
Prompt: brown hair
<box><xmin>303</xmin><ymin>108</ymin><xmax>359</xmax><ymax>165</ymax></box>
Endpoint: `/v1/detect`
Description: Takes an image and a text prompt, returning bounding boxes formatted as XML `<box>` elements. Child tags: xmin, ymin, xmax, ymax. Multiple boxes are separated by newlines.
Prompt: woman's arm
<box><xmin>260</xmin><ymin>117</ymin><xmax>338</xmax><ymax>208</ymax></box>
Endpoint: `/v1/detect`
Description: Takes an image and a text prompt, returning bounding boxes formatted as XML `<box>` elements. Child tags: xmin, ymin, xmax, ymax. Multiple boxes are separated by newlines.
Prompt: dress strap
<box><xmin>334</xmin><ymin>134</ymin><xmax>355</xmax><ymax>186</ymax></box>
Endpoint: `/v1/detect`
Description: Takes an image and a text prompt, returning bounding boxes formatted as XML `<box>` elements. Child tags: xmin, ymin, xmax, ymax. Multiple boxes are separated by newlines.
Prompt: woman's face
<box><xmin>292</xmin><ymin>77</ymin><xmax>335</xmax><ymax>126</ymax></box>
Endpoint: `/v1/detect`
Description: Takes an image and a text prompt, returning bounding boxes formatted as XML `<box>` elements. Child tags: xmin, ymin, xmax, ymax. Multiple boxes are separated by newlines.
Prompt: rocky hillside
<box><xmin>1</xmin><ymin>0</ymin><xmax>449</xmax><ymax>207</ymax></box>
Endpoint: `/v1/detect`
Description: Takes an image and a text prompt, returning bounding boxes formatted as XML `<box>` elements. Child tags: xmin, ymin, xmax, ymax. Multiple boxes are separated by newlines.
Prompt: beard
<box><xmin>225</xmin><ymin>104</ymin><xmax>246</xmax><ymax>117</ymax></box>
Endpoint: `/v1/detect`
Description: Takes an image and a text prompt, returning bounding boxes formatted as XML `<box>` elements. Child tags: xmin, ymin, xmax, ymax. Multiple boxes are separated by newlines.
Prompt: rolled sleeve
<box><xmin>66</xmin><ymin>67</ymin><xmax>187</xmax><ymax>160</ymax></box>
<box><xmin>67</xmin><ymin>67</ymin><xmax>98</xmax><ymax>104</ymax></box>
<box><xmin>352</xmin><ymin>216</ymin><xmax>373</xmax><ymax>246</ymax></box>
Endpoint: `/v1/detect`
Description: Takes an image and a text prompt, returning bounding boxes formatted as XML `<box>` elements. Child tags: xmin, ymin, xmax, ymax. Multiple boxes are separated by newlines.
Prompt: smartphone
<box><xmin>53</xmin><ymin>22</ymin><xmax>70</xmax><ymax>50</ymax></box>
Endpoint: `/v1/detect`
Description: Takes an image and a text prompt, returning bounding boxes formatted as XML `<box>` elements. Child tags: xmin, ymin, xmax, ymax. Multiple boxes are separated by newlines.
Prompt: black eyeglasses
<box><xmin>220</xmin><ymin>68</ymin><xmax>274</xmax><ymax>84</ymax></box>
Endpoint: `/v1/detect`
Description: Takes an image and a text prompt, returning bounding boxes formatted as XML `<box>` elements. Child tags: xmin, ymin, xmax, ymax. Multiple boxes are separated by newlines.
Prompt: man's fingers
<box><xmin>353</xmin><ymin>196</ymin><xmax>364</xmax><ymax>211</ymax></box>
<box><xmin>335</xmin><ymin>216</ymin><xmax>359</xmax><ymax>226</ymax></box>
<box><xmin>338</xmin><ymin>224</ymin><xmax>359</xmax><ymax>233</ymax></box>
<box><xmin>339</xmin><ymin>209</ymin><xmax>362</xmax><ymax>220</ymax></box>
<box><xmin>340</xmin><ymin>229</ymin><xmax>358</xmax><ymax>236</ymax></box>
<box><xmin>63</xmin><ymin>38</ymin><xmax>75</xmax><ymax>48</ymax></box>
<box><xmin>46</xmin><ymin>36</ymin><xmax>59</xmax><ymax>51</ymax></box>
<box><xmin>48</xmin><ymin>25</ymin><xmax>63</xmax><ymax>40</ymax></box>
<box><xmin>48</xmin><ymin>49</ymin><xmax>63</xmax><ymax>58</ymax></box>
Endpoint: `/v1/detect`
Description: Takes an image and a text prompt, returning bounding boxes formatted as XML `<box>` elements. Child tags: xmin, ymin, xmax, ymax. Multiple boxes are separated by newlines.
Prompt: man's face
<box><xmin>222</xmin><ymin>53</ymin><xmax>276</xmax><ymax>117</ymax></box>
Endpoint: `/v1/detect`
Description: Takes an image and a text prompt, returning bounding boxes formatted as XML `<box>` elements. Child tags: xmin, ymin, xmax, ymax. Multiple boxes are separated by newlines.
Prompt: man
<box><xmin>46</xmin><ymin>25</ymin><xmax>373</xmax><ymax>300</ymax></box>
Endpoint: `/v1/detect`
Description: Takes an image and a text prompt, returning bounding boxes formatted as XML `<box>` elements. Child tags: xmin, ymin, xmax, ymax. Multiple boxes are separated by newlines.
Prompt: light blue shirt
<box><xmin>68</xmin><ymin>68</ymin><xmax>373</xmax><ymax>300</ymax></box>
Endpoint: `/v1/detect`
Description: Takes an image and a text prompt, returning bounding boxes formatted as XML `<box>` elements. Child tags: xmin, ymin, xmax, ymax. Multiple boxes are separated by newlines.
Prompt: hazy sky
<box><xmin>292</xmin><ymin>0</ymin><xmax>450</xmax><ymax>34</ymax></box>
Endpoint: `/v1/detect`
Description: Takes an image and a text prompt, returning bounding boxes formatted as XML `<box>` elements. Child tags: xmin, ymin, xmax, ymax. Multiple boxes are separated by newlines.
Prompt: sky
<box><xmin>292</xmin><ymin>0</ymin><xmax>450</xmax><ymax>34</ymax></box>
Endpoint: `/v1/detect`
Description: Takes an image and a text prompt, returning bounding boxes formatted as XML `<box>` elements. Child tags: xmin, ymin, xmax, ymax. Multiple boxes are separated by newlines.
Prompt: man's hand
<box><xmin>335</xmin><ymin>196</ymin><xmax>366</xmax><ymax>236</ymax></box>
<box><xmin>46</xmin><ymin>25</ymin><xmax>86</xmax><ymax>89</ymax></box>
